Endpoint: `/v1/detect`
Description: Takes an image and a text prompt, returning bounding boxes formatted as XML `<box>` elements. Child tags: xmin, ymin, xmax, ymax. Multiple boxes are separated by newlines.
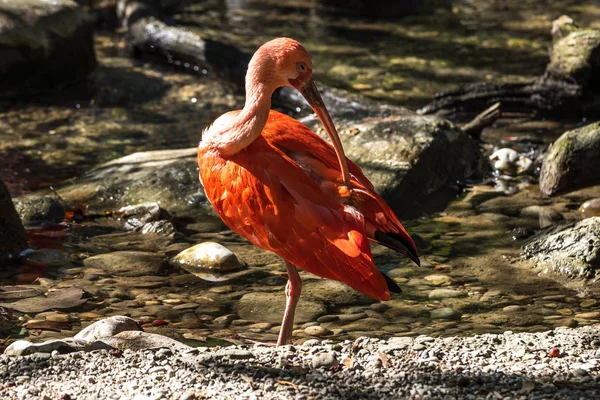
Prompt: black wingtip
<box><xmin>374</xmin><ymin>231</ymin><xmax>421</xmax><ymax>267</ymax></box>
<box><xmin>382</xmin><ymin>272</ymin><xmax>402</xmax><ymax>294</ymax></box>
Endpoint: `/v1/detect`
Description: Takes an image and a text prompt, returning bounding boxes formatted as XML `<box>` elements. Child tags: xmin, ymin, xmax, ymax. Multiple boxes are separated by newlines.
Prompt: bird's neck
<box><xmin>214</xmin><ymin>76</ymin><xmax>273</xmax><ymax>156</ymax></box>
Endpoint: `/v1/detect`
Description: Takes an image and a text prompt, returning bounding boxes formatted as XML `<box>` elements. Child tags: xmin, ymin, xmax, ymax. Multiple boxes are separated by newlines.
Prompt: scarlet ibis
<box><xmin>198</xmin><ymin>38</ymin><xmax>419</xmax><ymax>345</ymax></box>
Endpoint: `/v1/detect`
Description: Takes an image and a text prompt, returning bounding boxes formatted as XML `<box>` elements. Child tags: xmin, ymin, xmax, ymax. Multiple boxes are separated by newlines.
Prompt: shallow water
<box><xmin>1</xmin><ymin>0</ymin><xmax>600</xmax><ymax>346</ymax></box>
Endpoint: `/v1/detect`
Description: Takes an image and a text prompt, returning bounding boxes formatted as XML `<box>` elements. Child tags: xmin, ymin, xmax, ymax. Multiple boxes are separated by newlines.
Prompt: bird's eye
<box><xmin>296</xmin><ymin>62</ymin><xmax>307</xmax><ymax>73</ymax></box>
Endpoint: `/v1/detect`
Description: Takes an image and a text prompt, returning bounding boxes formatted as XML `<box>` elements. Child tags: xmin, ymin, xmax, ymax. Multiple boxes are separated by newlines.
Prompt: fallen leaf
<box><xmin>275</xmin><ymin>379</ymin><xmax>298</xmax><ymax>391</ymax></box>
<box><xmin>342</xmin><ymin>356</ymin><xmax>354</xmax><ymax>369</ymax></box>
<box><xmin>0</xmin><ymin>287</ymin><xmax>87</xmax><ymax>313</ymax></box>
<box><xmin>0</xmin><ymin>286</ymin><xmax>43</xmax><ymax>300</ymax></box>
<box><xmin>377</xmin><ymin>351</ymin><xmax>391</xmax><ymax>368</ymax></box>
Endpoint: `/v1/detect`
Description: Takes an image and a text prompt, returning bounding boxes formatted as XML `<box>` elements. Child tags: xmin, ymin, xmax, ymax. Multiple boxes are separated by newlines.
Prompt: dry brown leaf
<box><xmin>377</xmin><ymin>351</ymin><xmax>391</xmax><ymax>368</ymax></box>
<box><xmin>342</xmin><ymin>356</ymin><xmax>354</xmax><ymax>369</ymax></box>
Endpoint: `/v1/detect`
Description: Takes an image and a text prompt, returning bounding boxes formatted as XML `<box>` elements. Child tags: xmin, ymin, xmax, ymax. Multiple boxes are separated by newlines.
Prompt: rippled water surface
<box><xmin>1</xmin><ymin>0</ymin><xmax>600</xmax><ymax>346</ymax></box>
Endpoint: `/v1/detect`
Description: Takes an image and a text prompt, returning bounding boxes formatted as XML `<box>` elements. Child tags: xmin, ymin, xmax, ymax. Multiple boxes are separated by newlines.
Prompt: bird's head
<box><xmin>249</xmin><ymin>37</ymin><xmax>351</xmax><ymax>187</ymax></box>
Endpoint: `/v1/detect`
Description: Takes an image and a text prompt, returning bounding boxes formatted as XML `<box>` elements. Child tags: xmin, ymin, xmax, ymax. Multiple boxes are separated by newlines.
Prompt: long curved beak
<box><xmin>297</xmin><ymin>79</ymin><xmax>351</xmax><ymax>189</ymax></box>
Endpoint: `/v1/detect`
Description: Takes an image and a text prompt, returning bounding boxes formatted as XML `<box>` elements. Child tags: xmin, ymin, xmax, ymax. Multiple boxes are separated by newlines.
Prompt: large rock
<box><xmin>235</xmin><ymin>292</ymin><xmax>327</xmax><ymax>324</ymax></box>
<box><xmin>0</xmin><ymin>179</ymin><xmax>28</xmax><ymax>258</ymax></box>
<box><xmin>0</xmin><ymin>0</ymin><xmax>96</xmax><ymax>97</ymax></box>
<box><xmin>540</xmin><ymin>122</ymin><xmax>600</xmax><ymax>196</ymax></box>
<box><xmin>75</xmin><ymin>316</ymin><xmax>142</xmax><ymax>342</ymax></box>
<box><xmin>12</xmin><ymin>193</ymin><xmax>65</xmax><ymax>225</ymax></box>
<box><xmin>56</xmin><ymin>148</ymin><xmax>204</xmax><ymax>213</ymax></box>
<box><xmin>298</xmin><ymin>91</ymin><xmax>483</xmax><ymax>219</ymax></box>
<box><xmin>522</xmin><ymin>217</ymin><xmax>600</xmax><ymax>278</ymax></box>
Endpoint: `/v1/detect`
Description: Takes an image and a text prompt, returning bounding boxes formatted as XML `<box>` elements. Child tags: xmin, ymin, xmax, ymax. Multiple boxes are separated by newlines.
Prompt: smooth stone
<box><xmin>172</xmin><ymin>303</ymin><xmax>200</xmax><ymax>310</ymax></box>
<box><xmin>503</xmin><ymin>305</ymin><xmax>524</xmax><ymax>312</ymax></box>
<box><xmin>428</xmin><ymin>289</ymin><xmax>467</xmax><ymax>299</ymax></box>
<box><xmin>575</xmin><ymin>312</ymin><xmax>600</xmax><ymax>320</ymax></box>
<box><xmin>337</xmin><ymin>313</ymin><xmax>368</xmax><ymax>323</ymax></box>
<box><xmin>304</xmin><ymin>326</ymin><xmax>332</xmax><ymax>337</ymax></box>
<box><xmin>423</xmin><ymin>274</ymin><xmax>452</xmax><ymax>286</ymax></box>
<box><xmin>430</xmin><ymin>307</ymin><xmax>462</xmax><ymax>320</ymax></box>
<box><xmin>170</xmin><ymin>242</ymin><xmax>246</xmax><ymax>278</ymax></box>
<box><xmin>212</xmin><ymin>314</ymin><xmax>238</xmax><ymax>326</ymax></box>
<box><xmin>579</xmin><ymin>198</ymin><xmax>600</xmax><ymax>218</ymax></box>
<box><xmin>23</xmin><ymin>249</ymin><xmax>67</xmax><ymax>267</ymax></box>
<box><xmin>236</xmin><ymin>292</ymin><xmax>326</xmax><ymax>324</ymax></box>
<box><xmin>247</xmin><ymin>322</ymin><xmax>273</xmax><ymax>332</ymax></box>
<box><xmin>317</xmin><ymin>315</ymin><xmax>340</xmax><ymax>323</ymax></box>
<box><xmin>75</xmin><ymin>316</ymin><xmax>142</xmax><ymax>342</ymax></box>
<box><xmin>581</xmin><ymin>299</ymin><xmax>598</xmax><ymax>308</ymax></box>
<box><xmin>557</xmin><ymin>308</ymin><xmax>574</xmax><ymax>315</ymax></box>
<box><xmin>312</xmin><ymin>352</ymin><xmax>339</xmax><ymax>369</ymax></box>
<box><xmin>303</xmin><ymin>279</ymin><xmax>372</xmax><ymax>306</ymax></box>
<box><xmin>83</xmin><ymin>251</ymin><xmax>167</xmax><ymax>277</ymax></box>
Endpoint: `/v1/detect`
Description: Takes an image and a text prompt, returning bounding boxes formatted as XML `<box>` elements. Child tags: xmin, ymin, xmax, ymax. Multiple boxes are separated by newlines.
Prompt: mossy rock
<box><xmin>540</xmin><ymin>122</ymin><xmax>600</xmax><ymax>196</ymax></box>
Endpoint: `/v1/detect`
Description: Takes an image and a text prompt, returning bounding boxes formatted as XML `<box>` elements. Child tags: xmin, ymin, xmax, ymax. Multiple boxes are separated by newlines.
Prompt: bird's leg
<box><xmin>277</xmin><ymin>262</ymin><xmax>302</xmax><ymax>346</ymax></box>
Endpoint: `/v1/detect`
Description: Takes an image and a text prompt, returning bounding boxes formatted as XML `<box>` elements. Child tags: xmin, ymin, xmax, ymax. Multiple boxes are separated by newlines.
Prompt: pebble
<box><xmin>428</xmin><ymin>289</ymin><xmax>466</xmax><ymax>299</ymax></box>
<box><xmin>430</xmin><ymin>307</ymin><xmax>462</xmax><ymax>320</ymax></box>
<box><xmin>311</xmin><ymin>352</ymin><xmax>338</xmax><ymax>369</ymax></box>
<box><xmin>423</xmin><ymin>274</ymin><xmax>452</xmax><ymax>286</ymax></box>
<box><xmin>304</xmin><ymin>326</ymin><xmax>332</xmax><ymax>337</ymax></box>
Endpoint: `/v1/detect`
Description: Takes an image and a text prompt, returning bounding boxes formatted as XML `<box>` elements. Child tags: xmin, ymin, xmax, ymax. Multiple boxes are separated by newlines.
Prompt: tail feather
<box><xmin>382</xmin><ymin>272</ymin><xmax>402</xmax><ymax>294</ymax></box>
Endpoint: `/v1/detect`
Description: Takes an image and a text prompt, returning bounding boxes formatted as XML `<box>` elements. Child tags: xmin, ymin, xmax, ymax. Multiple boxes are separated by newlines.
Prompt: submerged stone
<box><xmin>170</xmin><ymin>242</ymin><xmax>246</xmax><ymax>280</ymax></box>
<box><xmin>579</xmin><ymin>198</ymin><xmax>600</xmax><ymax>219</ymax></box>
<box><xmin>83</xmin><ymin>251</ymin><xmax>167</xmax><ymax>277</ymax></box>
<box><xmin>236</xmin><ymin>292</ymin><xmax>327</xmax><ymax>324</ymax></box>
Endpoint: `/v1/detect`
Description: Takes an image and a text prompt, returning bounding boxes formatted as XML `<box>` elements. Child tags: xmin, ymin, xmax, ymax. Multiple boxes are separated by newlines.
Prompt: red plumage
<box><xmin>199</xmin><ymin>110</ymin><xmax>417</xmax><ymax>301</ymax></box>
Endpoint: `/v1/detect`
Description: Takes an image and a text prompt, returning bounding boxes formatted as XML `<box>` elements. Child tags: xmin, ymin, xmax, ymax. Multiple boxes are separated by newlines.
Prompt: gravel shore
<box><xmin>2</xmin><ymin>325</ymin><xmax>600</xmax><ymax>399</ymax></box>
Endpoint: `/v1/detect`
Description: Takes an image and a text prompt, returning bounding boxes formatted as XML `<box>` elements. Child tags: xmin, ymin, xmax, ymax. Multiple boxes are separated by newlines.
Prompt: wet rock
<box><xmin>236</xmin><ymin>292</ymin><xmax>327</xmax><ymax>324</ymax></box>
<box><xmin>4</xmin><ymin>338</ymin><xmax>88</xmax><ymax>356</ymax></box>
<box><xmin>301</xmin><ymin>111</ymin><xmax>483</xmax><ymax>219</ymax></box>
<box><xmin>540</xmin><ymin>122</ymin><xmax>600</xmax><ymax>196</ymax></box>
<box><xmin>170</xmin><ymin>242</ymin><xmax>246</xmax><ymax>280</ymax></box>
<box><xmin>56</xmin><ymin>148</ymin><xmax>203</xmax><ymax>214</ymax></box>
<box><xmin>489</xmin><ymin>148</ymin><xmax>532</xmax><ymax>175</ymax></box>
<box><xmin>0</xmin><ymin>179</ymin><xmax>28</xmax><ymax>257</ymax></box>
<box><xmin>304</xmin><ymin>325</ymin><xmax>332</xmax><ymax>337</ymax></box>
<box><xmin>579</xmin><ymin>198</ymin><xmax>600</xmax><ymax>219</ymax></box>
<box><xmin>12</xmin><ymin>193</ymin><xmax>65</xmax><ymax>225</ymax></box>
<box><xmin>23</xmin><ymin>249</ymin><xmax>67</xmax><ymax>267</ymax></box>
<box><xmin>303</xmin><ymin>279</ymin><xmax>373</xmax><ymax>306</ymax></box>
<box><xmin>428</xmin><ymin>289</ymin><xmax>467</xmax><ymax>299</ymax></box>
<box><xmin>522</xmin><ymin>217</ymin><xmax>600</xmax><ymax>278</ymax></box>
<box><xmin>75</xmin><ymin>316</ymin><xmax>142</xmax><ymax>342</ymax></box>
<box><xmin>423</xmin><ymin>274</ymin><xmax>452</xmax><ymax>286</ymax></box>
<box><xmin>430</xmin><ymin>307</ymin><xmax>462</xmax><ymax>320</ymax></box>
<box><xmin>0</xmin><ymin>0</ymin><xmax>96</xmax><ymax>98</ymax></box>
<box><xmin>117</xmin><ymin>202</ymin><xmax>172</xmax><ymax>230</ymax></box>
<box><xmin>99</xmin><ymin>331</ymin><xmax>191</xmax><ymax>351</ymax></box>
<box><xmin>520</xmin><ymin>205</ymin><xmax>564</xmax><ymax>228</ymax></box>
<box><xmin>83</xmin><ymin>251</ymin><xmax>167</xmax><ymax>277</ymax></box>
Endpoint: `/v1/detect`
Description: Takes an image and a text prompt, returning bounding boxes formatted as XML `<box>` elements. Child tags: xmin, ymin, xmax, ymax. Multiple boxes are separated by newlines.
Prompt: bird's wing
<box><xmin>199</xmin><ymin>130</ymin><xmax>391</xmax><ymax>300</ymax></box>
<box><xmin>263</xmin><ymin>111</ymin><xmax>419</xmax><ymax>263</ymax></box>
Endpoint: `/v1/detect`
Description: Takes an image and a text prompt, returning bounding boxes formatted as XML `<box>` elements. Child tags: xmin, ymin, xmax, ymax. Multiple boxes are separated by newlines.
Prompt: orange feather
<box><xmin>199</xmin><ymin>110</ymin><xmax>417</xmax><ymax>301</ymax></box>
